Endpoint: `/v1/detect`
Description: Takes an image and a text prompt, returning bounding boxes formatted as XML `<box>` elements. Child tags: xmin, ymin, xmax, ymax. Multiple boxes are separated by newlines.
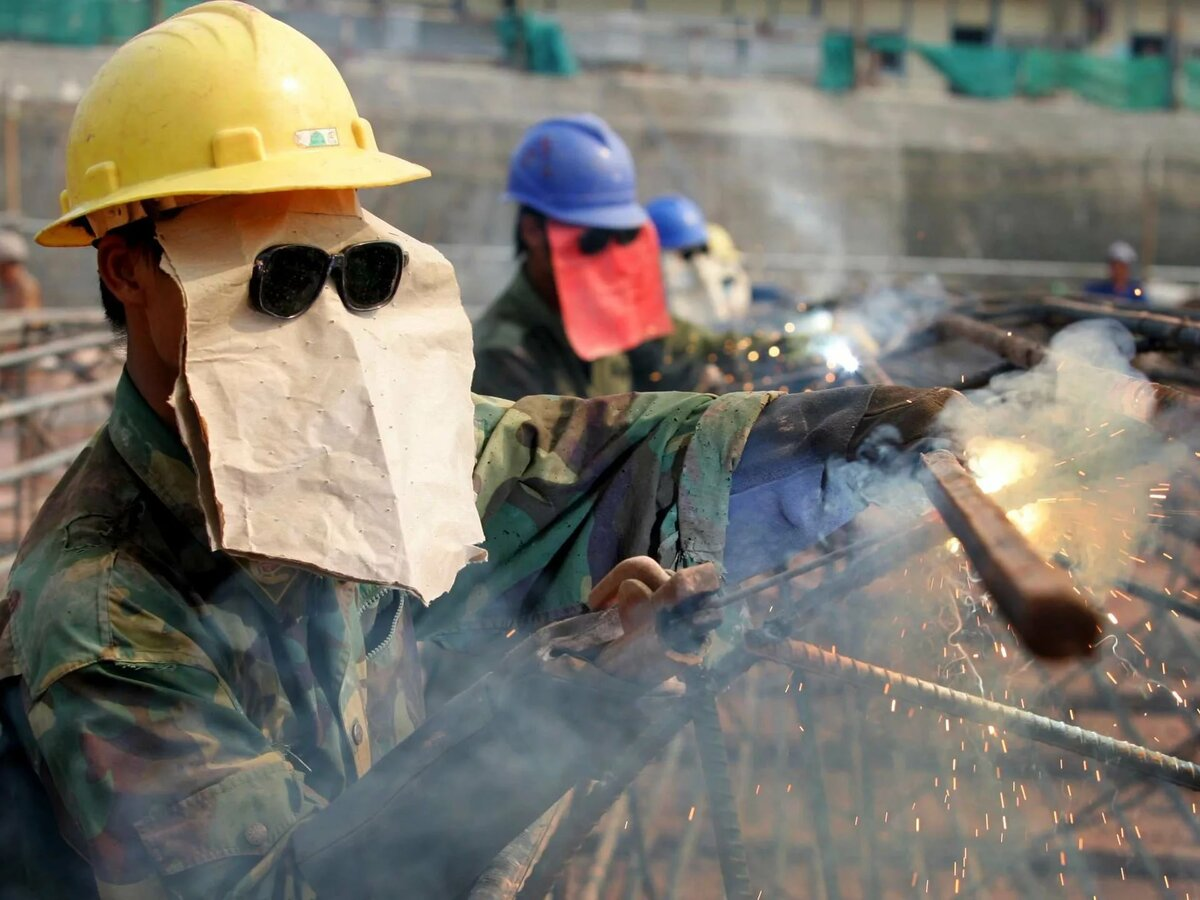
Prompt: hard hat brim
<box><xmin>506</xmin><ymin>193</ymin><xmax>648</xmax><ymax>232</ymax></box>
<box><xmin>37</xmin><ymin>148</ymin><xmax>431</xmax><ymax>248</ymax></box>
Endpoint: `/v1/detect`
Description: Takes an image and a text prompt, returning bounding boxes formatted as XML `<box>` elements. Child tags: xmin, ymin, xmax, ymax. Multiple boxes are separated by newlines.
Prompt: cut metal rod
<box><xmin>744</xmin><ymin>632</ymin><xmax>1200</xmax><ymax>792</ymax></box>
<box><xmin>919</xmin><ymin>450</ymin><xmax>1101</xmax><ymax>659</ymax></box>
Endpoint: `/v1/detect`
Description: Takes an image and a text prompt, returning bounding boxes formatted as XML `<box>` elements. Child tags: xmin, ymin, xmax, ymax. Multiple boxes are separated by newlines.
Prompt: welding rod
<box><xmin>744</xmin><ymin>632</ymin><xmax>1200</xmax><ymax>792</ymax></box>
<box><xmin>919</xmin><ymin>450</ymin><xmax>1101</xmax><ymax>659</ymax></box>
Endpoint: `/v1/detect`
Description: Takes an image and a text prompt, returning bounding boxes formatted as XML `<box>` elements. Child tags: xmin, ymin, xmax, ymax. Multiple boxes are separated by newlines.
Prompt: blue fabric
<box><xmin>724</xmin><ymin>390</ymin><xmax>872</xmax><ymax>582</ymax></box>
<box><xmin>1082</xmin><ymin>279</ymin><xmax>1146</xmax><ymax>302</ymax></box>
<box><xmin>647</xmin><ymin>194</ymin><xmax>708</xmax><ymax>251</ymax></box>
<box><xmin>505</xmin><ymin>114</ymin><xmax>647</xmax><ymax>229</ymax></box>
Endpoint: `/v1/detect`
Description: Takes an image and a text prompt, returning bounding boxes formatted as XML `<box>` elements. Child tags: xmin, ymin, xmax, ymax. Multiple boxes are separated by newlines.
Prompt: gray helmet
<box><xmin>1106</xmin><ymin>240</ymin><xmax>1138</xmax><ymax>266</ymax></box>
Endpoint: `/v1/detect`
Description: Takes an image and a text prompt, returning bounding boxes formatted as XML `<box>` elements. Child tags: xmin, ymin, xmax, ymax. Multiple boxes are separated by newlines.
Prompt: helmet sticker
<box><xmin>295</xmin><ymin>128</ymin><xmax>339</xmax><ymax>148</ymax></box>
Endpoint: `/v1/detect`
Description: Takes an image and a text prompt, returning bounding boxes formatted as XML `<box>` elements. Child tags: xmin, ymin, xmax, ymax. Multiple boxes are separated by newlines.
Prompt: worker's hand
<box><xmin>846</xmin><ymin>386</ymin><xmax>967</xmax><ymax>464</ymax></box>
<box><xmin>588</xmin><ymin>558</ymin><xmax>723</xmax><ymax>684</ymax></box>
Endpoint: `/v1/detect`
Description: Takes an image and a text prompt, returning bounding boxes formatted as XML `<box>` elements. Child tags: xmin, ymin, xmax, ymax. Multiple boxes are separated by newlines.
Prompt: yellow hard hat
<box><xmin>38</xmin><ymin>1</ymin><xmax>429</xmax><ymax>247</ymax></box>
<box><xmin>706</xmin><ymin>222</ymin><xmax>741</xmax><ymax>265</ymax></box>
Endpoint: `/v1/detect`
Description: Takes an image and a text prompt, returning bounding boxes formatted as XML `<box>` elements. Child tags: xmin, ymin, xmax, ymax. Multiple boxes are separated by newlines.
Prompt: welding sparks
<box><xmin>815</xmin><ymin>336</ymin><xmax>860</xmax><ymax>374</ymax></box>
<box><xmin>966</xmin><ymin>439</ymin><xmax>1044</xmax><ymax>495</ymax></box>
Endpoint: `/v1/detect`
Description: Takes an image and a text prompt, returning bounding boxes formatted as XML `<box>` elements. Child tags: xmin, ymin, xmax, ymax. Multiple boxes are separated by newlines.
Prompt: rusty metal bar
<box><xmin>919</xmin><ymin>450</ymin><xmax>1101</xmax><ymax>659</ymax></box>
<box><xmin>934</xmin><ymin>313</ymin><xmax>1048</xmax><ymax>369</ymax></box>
<box><xmin>690</xmin><ymin>676</ymin><xmax>754</xmax><ymax>900</ymax></box>
<box><xmin>934</xmin><ymin>312</ymin><xmax>1200</xmax><ymax>432</ymax></box>
<box><xmin>1042</xmin><ymin>297</ymin><xmax>1200</xmax><ymax>350</ymax></box>
<box><xmin>744</xmin><ymin>633</ymin><xmax>1200</xmax><ymax>791</ymax></box>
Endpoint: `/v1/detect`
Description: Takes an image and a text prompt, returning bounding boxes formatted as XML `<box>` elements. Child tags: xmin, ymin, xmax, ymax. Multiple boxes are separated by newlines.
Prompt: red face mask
<box><xmin>546</xmin><ymin>221</ymin><xmax>674</xmax><ymax>362</ymax></box>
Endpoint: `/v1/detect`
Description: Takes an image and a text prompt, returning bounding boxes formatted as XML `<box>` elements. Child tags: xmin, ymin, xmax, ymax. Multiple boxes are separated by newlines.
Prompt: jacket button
<box><xmin>351</xmin><ymin>720</ymin><xmax>365</xmax><ymax>746</ymax></box>
<box><xmin>244</xmin><ymin>822</ymin><xmax>269</xmax><ymax>848</ymax></box>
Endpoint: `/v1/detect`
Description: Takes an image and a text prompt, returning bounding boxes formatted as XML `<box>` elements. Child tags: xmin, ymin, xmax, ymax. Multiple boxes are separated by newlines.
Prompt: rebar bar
<box><xmin>744</xmin><ymin>632</ymin><xmax>1200</xmax><ymax>791</ymax></box>
<box><xmin>933</xmin><ymin>313</ymin><xmax>1200</xmax><ymax>433</ymax></box>
<box><xmin>1042</xmin><ymin>297</ymin><xmax>1200</xmax><ymax>350</ymax></box>
<box><xmin>689</xmin><ymin>674</ymin><xmax>755</xmax><ymax>900</ymax></box>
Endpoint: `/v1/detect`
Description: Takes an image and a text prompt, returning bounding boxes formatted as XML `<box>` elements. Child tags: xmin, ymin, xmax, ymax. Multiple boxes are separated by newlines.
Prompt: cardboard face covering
<box><xmin>157</xmin><ymin>192</ymin><xmax>485</xmax><ymax>602</ymax></box>
<box><xmin>546</xmin><ymin>221</ymin><xmax>673</xmax><ymax>362</ymax></box>
<box><xmin>662</xmin><ymin>252</ymin><xmax>751</xmax><ymax>328</ymax></box>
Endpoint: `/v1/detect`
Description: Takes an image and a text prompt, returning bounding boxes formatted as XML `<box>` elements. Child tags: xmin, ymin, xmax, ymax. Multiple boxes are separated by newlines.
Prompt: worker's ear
<box><xmin>97</xmin><ymin>233</ymin><xmax>153</xmax><ymax>313</ymax></box>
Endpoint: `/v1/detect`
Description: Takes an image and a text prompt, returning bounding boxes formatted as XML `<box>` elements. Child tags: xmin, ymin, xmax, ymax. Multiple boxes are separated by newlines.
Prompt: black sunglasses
<box><xmin>577</xmin><ymin>226</ymin><xmax>642</xmax><ymax>256</ymax></box>
<box><xmin>249</xmin><ymin>241</ymin><xmax>408</xmax><ymax>319</ymax></box>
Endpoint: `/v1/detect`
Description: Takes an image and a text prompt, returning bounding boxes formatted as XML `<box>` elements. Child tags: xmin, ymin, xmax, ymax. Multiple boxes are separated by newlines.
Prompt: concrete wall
<box><xmin>3</xmin><ymin>46</ymin><xmax>1200</xmax><ymax>313</ymax></box>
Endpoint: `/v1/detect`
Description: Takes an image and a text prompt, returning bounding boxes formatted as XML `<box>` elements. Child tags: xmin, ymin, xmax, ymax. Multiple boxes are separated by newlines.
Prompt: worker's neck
<box><xmin>521</xmin><ymin>259</ymin><xmax>560</xmax><ymax>312</ymax></box>
<box><xmin>124</xmin><ymin>334</ymin><xmax>181</xmax><ymax>431</ymax></box>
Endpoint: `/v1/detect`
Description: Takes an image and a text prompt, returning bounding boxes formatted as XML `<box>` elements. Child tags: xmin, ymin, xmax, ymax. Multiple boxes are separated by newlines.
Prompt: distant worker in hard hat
<box><xmin>473</xmin><ymin>120</ymin><xmax>801</xmax><ymax>399</ymax></box>
<box><xmin>647</xmin><ymin>194</ymin><xmax>751</xmax><ymax>328</ymax></box>
<box><xmin>1083</xmin><ymin>240</ymin><xmax>1146</xmax><ymax>303</ymax></box>
<box><xmin>472</xmin><ymin>115</ymin><xmax>713</xmax><ymax>399</ymax></box>
<box><xmin>0</xmin><ymin>229</ymin><xmax>42</xmax><ymax>313</ymax></box>
<box><xmin>0</xmin><ymin>5</ymin><xmax>963</xmax><ymax>898</ymax></box>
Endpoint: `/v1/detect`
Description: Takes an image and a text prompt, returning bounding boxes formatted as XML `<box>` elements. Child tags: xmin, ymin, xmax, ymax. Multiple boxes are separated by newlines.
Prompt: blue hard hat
<box><xmin>646</xmin><ymin>194</ymin><xmax>709</xmax><ymax>251</ymax></box>
<box><xmin>506</xmin><ymin>114</ymin><xmax>647</xmax><ymax>230</ymax></box>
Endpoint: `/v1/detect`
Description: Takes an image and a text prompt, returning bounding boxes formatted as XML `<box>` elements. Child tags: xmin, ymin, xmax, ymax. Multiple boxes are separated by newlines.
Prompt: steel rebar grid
<box><xmin>743</xmin><ymin>633</ymin><xmax>1200</xmax><ymax>792</ymax></box>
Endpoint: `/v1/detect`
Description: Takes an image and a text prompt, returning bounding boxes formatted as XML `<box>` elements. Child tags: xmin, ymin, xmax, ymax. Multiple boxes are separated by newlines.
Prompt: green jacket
<box><xmin>472</xmin><ymin>270</ymin><xmax>724</xmax><ymax>400</ymax></box>
<box><xmin>0</xmin><ymin>371</ymin><xmax>768</xmax><ymax>899</ymax></box>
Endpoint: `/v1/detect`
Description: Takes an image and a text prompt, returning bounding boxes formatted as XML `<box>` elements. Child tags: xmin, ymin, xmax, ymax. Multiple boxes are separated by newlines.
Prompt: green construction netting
<box><xmin>0</xmin><ymin>0</ymin><xmax>192</xmax><ymax>44</ymax></box>
<box><xmin>1184</xmin><ymin>59</ymin><xmax>1200</xmax><ymax>111</ymax></box>
<box><xmin>1018</xmin><ymin>48</ymin><xmax>1172</xmax><ymax>110</ymax></box>
<box><xmin>496</xmin><ymin>12</ymin><xmax>578</xmax><ymax>78</ymax></box>
<box><xmin>817</xmin><ymin>31</ymin><xmax>855</xmax><ymax>93</ymax></box>
<box><xmin>912</xmin><ymin>42</ymin><xmax>1174</xmax><ymax>109</ymax></box>
<box><xmin>915</xmin><ymin>43</ymin><xmax>1022</xmax><ymax>99</ymax></box>
<box><xmin>821</xmin><ymin>31</ymin><xmax>1180</xmax><ymax>111</ymax></box>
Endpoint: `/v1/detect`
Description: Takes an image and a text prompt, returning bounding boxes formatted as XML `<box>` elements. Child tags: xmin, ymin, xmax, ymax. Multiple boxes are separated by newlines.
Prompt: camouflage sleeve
<box><xmin>27</xmin><ymin>661</ymin><xmax>324</xmax><ymax>899</ymax></box>
<box><xmin>416</xmin><ymin>390</ymin><xmax>770</xmax><ymax>647</ymax></box>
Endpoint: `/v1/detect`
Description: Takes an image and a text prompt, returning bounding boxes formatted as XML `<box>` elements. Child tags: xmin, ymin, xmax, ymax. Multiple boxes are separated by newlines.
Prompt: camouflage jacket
<box><xmin>0</xmin><ymin>371</ymin><xmax>768</xmax><ymax>899</ymax></box>
<box><xmin>471</xmin><ymin>270</ymin><xmax>727</xmax><ymax>400</ymax></box>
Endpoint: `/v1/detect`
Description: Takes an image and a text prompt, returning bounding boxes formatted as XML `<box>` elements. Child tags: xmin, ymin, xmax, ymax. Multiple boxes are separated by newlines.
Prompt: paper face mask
<box><xmin>157</xmin><ymin>192</ymin><xmax>485</xmax><ymax>602</ymax></box>
<box><xmin>546</xmin><ymin>221</ymin><xmax>673</xmax><ymax>362</ymax></box>
<box><xmin>662</xmin><ymin>251</ymin><xmax>751</xmax><ymax>328</ymax></box>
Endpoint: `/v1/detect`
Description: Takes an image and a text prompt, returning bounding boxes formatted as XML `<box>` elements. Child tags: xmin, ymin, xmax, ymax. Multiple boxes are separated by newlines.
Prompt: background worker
<box><xmin>0</xmin><ymin>229</ymin><xmax>42</xmax><ymax>313</ymax></box>
<box><xmin>647</xmin><ymin>193</ymin><xmax>752</xmax><ymax>328</ymax></box>
<box><xmin>1083</xmin><ymin>240</ymin><xmax>1146</xmax><ymax>303</ymax></box>
<box><xmin>0</xmin><ymin>5</ymin><xmax>960</xmax><ymax>898</ymax></box>
<box><xmin>472</xmin><ymin>116</ymin><xmax>803</xmax><ymax>400</ymax></box>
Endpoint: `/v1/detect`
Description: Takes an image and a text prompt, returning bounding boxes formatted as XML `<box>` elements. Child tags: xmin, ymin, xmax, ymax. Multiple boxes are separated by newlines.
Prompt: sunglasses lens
<box><xmin>577</xmin><ymin>227</ymin><xmax>641</xmax><ymax>256</ymax></box>
<box><xmin>577</xmin><ymin>229</ymin><xmax>608</xmax><ymax>256</ymax></box>
<box><xmin>342</xmin><ymin>242</ymin><xmax>404</xmax><ymax>311</ymax></box>
<box><xmin>252</xmin><ymin>245</ymin><xmax>329</xmax><ymax>319</ymax></box>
